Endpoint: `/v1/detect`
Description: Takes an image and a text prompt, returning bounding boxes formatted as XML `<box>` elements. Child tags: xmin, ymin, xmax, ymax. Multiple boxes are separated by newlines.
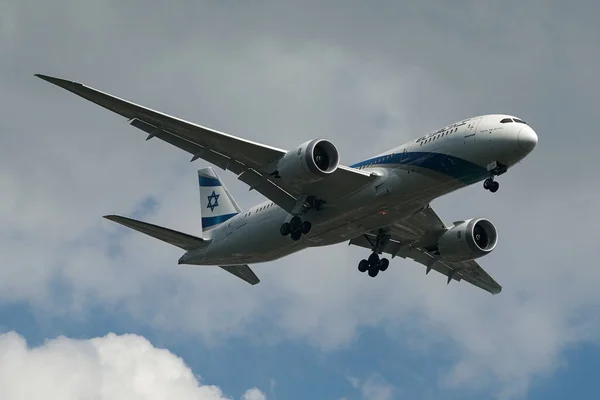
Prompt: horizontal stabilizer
<box><xmin>104</xmin><ymin>215</ymin><xmax>209</xmax><ymax>250</ymax></box>
<box><xmin>219</xmin><ymin>265</ymin><xmax>260</xmax><ymax>285</ymax></box>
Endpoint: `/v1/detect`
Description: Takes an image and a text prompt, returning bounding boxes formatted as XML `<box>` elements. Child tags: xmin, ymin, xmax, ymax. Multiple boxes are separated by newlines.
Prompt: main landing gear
<box><xmin>280</xmin><ymin>195</ymin><xmax>323</xmax><ymax>241</ymax></box>
<box><xmin>358</xmin><ymin>252</ymin><xmax>390</xmax><ymax>277</ymax></box>
<box><xmin>358</xmin><ymin>229</ymin><xmax>391</xmax><ymax>278</ymax></box>
<box><xmin>280</xmin><ymin>216</ymin><xmax>312</xmax><ymax>241</ymax></box>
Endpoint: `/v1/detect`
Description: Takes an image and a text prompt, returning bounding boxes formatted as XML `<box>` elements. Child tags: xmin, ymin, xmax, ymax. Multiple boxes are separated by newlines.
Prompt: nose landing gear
<box><xmin>484</xmin><ymin>161</ymin><xmax>507</xmax><ymax>193</ymax></box>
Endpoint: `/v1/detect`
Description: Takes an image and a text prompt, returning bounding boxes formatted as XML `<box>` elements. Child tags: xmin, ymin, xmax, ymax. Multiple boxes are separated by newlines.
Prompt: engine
<box><xmin>275</xmin><ymin>139</ymin><xmax>340</xmax><ymax>185</ymax></box>
<box><xmin>436</xmin><ymin>218</ymin><xmax>498</xmax><ymax>262</ymax></box>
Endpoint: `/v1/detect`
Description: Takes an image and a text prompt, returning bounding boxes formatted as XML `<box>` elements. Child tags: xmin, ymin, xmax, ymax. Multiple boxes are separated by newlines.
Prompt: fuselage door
<box><xmin>463</xmin><ymin>117</ymin><xmax>482</xmax><ymax>140</ymax></box>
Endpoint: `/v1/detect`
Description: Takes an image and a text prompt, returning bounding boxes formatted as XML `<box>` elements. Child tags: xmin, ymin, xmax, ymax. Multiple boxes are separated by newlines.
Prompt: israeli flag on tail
<box><xmin>198</xmin><ymin>167</ymin><xmax>241</xmax><ymax>232</ymax></box>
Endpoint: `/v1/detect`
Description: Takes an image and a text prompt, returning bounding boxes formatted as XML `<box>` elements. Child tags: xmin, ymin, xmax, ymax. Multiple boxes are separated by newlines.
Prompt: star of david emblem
<box><xmin>206</xmin><ymin>190</ymin><xmax>220</xmax><ymax>212</ymax></box>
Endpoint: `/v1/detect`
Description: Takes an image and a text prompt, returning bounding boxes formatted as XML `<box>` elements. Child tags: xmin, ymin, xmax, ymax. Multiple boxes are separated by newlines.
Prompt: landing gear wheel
<box><xmin>358</xmin><ymin>259</ymin><xmax>369</xmax><ymax>273</ymax></box>
<box><xmin>378</xmin><ymin>258</ymin><xmax>389</xmax><ymax>271</ymax></box>
<box><xmin>301</xmin><ymin>221</ymin><xmax>312</xmax><ymax>234</ymax></box>
<box><xmin>289</xmin><ymin>216</ymin><xmax>302</xmax><ymax>233</ymax></box>
<box><xmin>368</xmin><ymin>253</ymin><xmax>380</xmax><ymax>267</ymax></box>
<box><xmin>484</xmin><ymin>177</ymin><xmax>500</xmax><ymax>193</ymax></box>
<box><xmin>483</xmin><ymin>178</ymin><xmax>492</xmax><ymax>190</ymax></box>
<box><xmin>280</xmin><ymin>222</ymin><xmax>291</xmax><ymax>236</ymax></box>
<box><xmin>359</xmin><ymin>231</ymin><xmax>393</xmax><ymax>277</ymax></box>
<box><xmin>290</xmin><ymin>231</ymin><xmax>302</xmax><ymax>241</ymax></box>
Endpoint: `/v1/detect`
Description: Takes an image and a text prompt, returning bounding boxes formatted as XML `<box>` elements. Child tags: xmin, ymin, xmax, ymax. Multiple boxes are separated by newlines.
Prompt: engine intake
<box><xmin>437</xmin><ymin>218</ymin><xmax>498</xmax><ymax>262</ymax></box>
<box><xmin>275</xmin><ymin>139</ymin><xmax>340</xmax><ymax>186</ymax></box>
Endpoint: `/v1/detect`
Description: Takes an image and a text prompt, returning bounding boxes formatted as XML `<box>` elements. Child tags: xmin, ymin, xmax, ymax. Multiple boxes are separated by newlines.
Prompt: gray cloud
<box><xmin>1</xmin><ymin>0</ymin><xmax>599</xmax><ymax>398</ymax></box>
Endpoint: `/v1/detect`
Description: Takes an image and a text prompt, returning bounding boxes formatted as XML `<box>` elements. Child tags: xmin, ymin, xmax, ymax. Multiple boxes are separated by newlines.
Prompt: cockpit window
<box><xmin>500</xmin><ymin>118</ymin><xmax>513</xmax><ymax>123</ymax></box>
<box><xmin>513</xmin><ymin>118</ymin><xmax>527</xmax><ymax>124</ymax></box>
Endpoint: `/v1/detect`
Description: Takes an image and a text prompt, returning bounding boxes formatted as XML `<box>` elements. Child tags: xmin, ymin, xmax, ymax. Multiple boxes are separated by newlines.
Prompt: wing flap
<box><xmin>237</xmin><ymin>169</ymin><xmax>297</xmax><ymax>213</ymax></box>
<box><xmin>129</xmin><ymin>118</ymin><xmax>202</xmax><ymax>154</ymax></box>
<box><xmin>393</xmin><ymin>245</ymin><xmax>502</xmax><ymax>295</ymax></box>
<box><xmin>449</xmin><ymin>260</ymin><xmax>502</xmax><ymax>294</ymax></box>
<box><xmin>104</xmin><ymin>215</ymin><xmax>208</xmax><ymax>251</ymax></box>
<box><xmin>219</xmin><ymin>265</ymin><xmax>260</xmax><ymax>285</ymax></box>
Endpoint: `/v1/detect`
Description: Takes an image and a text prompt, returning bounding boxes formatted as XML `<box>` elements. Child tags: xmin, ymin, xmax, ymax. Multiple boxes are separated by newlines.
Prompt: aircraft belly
<box><xmin>189</xmin><ymin>210</ymin><xmax>292</xmax><ymax>265</ymax></box>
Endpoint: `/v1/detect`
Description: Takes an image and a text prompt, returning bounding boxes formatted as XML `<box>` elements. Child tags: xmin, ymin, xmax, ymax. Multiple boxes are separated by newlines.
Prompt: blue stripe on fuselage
<box><xmin>350</xmin><ymin>152</ymin><xmax>488</xmax><ymax>184</ymax></box>
<box><xmin>202</xmin><ymin>213</ymin><xmax>237</xmax><ymax>229</ymax></box>
<box><xmin>199</xmin><ymin>176</ymin><xmax>222</xmax><ymax>187</ymax></box>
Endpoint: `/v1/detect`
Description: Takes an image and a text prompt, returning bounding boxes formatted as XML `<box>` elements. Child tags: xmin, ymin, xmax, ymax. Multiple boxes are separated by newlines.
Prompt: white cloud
<box><xmin>241</xmin><ymin>388</ymin><xmax>267</xmax><ymax>400</ymax></box>
<box><xmin>1</xmin><ymin>1</ymin><xmax>600</xmax><ymax>399</ymax></box>
<box><xmin>0</xmin><ymin>331</ymin><xmax>264</xmax><ymax>400</ymax></box>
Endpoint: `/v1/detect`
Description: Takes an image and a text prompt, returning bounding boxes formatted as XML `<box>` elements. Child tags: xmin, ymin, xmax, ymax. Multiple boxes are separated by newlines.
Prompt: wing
<box><xmin>36</xmin><ymin>74</ymin><xmax>374</xmax><ymax>213</ymax></box>
<box><xmin>349</xmin><ymin>206</ymin><xmax>502</xmax><ymax>295</ymax></box>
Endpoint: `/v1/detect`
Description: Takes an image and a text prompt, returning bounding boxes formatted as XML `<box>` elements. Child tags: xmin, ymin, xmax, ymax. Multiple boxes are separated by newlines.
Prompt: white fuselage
<box><xmin>179</xmin><ymin>114</ymin><xmax>538</xmax><ymax>266</ymax></box>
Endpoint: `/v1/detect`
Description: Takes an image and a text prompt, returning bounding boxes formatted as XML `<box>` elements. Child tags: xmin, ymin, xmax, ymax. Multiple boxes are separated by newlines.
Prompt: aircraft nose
<box><xmin>518</xmin><ymin>125</ymin><xmax>538</xmax><ymax>152</ymax></box>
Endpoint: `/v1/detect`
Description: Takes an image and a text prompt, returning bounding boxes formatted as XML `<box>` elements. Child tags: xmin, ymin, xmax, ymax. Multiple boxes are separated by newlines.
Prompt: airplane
<box><xmin>35</xmin><ymin>74</ymin><xmax>538</xmax><ymax>294</ymax></box>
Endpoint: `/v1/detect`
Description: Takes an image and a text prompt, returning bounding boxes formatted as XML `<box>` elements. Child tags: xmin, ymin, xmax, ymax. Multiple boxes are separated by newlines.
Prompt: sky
<box><xmin>0</xmin><ymin>0</ymin><xmax>599</xmax><ymax>399</ymax></box>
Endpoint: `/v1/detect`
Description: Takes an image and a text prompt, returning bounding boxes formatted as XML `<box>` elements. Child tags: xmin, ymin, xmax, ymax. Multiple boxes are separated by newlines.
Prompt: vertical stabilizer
<box><xmin>198</xmin><ymin>167</ymin><xmax>241</xmax><ymax>231</ymax></box>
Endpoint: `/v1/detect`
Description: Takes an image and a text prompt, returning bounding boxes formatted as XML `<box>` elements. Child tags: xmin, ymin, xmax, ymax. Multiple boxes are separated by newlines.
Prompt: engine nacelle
<box><xmin>275</xmin><ymin>139</ymin><xmax>340</xmax><ymax>185</ymax></box>
<box><xmin>437</xmin><ymin>218</ymin><xmax>498</xmax><ymax>262</ymax></box>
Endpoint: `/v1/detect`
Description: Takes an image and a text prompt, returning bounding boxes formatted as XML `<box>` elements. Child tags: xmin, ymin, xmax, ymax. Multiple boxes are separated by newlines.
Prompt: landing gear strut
<box><xmin>357</xmin><ymin>230</ymin><xmax>391</xmax><ymax>278</ymax></box>
<box><xmin>280</xmin><ymin>216</ymin><xmax>311</xmax><ymax>241</ymax></box>
<box><xmin>280</xmin><ymin>195</ymin><xmax>323</xmax><ymax>241</ymax></box>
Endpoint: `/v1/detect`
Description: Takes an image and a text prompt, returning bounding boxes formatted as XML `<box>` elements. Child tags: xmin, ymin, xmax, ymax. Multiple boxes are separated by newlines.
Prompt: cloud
<box><xmin>1</xmin><ymin>0</ymin><xmax>600</xmax><ymax>399</ymax></box>
<box><xmin>241</xmin><ymin>388</ymin><xmax>267</xmax><ymax>400</ymax></box>
<box><xmin>0</xmin><ymin>331</ymin><xmax>264</xmax><ymax>400</ymax></box>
